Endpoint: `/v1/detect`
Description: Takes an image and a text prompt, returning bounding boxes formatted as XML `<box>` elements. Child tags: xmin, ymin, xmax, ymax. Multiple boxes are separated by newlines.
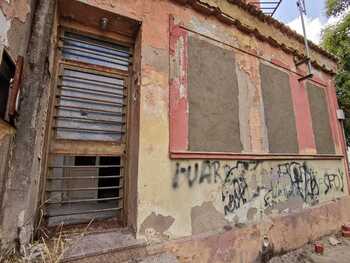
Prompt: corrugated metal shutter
<box><xmin>54</xmin><ymin>32</ymin><xmax>131</xmax><ymax>141</ymax></box>
<box><xmin>61</xmin><ymin>32</ymin><xmax>131</xmax><ymax>71</ymax></box>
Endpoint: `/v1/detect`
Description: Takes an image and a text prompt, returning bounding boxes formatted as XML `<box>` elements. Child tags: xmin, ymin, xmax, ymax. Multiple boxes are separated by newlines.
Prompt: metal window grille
<box><xmin>253</xmin><ymin>1</ymin><xmax>283</xmax><ymax>16</ymax></box>
<box><xmin>45</xmin><ymin>156</ymin><xmax>123</xmax><ymax>226</ymax></box>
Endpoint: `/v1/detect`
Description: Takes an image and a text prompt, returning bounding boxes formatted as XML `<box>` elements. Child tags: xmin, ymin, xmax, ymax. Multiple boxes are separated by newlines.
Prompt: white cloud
<box><xmin>286</xmin><ymin>8</ymin><xmax>349</xmax><ymax>44</ymax></box>
<box><xmin>287</xmin><ymin>16</ymin><xmax>323</xmax><ymax>44</ymax></box>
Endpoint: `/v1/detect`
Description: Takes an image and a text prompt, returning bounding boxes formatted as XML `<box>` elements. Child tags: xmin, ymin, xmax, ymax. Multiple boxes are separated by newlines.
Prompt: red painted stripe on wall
<box><xmin>169</xmin><ymin>16</ymin><xmax>189</xmax><ymax>152</ymax></box>
<box><xmin>290</xmin><ymin>74</ymin><xmax>316</xmax><ymax>154</ymax></box>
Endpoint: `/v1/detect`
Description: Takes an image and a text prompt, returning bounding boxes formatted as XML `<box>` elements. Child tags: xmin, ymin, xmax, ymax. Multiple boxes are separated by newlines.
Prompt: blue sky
<box><xmin>271</xmin><ymin>0</ymin><xmax>341</xmax><ymax>44</ymax></box>
<box><xmin>275</xmin><ymin>0</ymin><xmax>328</xmax><ymax>24</ymax></box>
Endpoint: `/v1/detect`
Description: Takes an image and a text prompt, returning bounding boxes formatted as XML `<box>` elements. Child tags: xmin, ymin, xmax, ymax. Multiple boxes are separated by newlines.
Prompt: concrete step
<box><xmin>62</xmin><ymin>229</ymin><xmax>148</xmax><ymax>262</ymax></box>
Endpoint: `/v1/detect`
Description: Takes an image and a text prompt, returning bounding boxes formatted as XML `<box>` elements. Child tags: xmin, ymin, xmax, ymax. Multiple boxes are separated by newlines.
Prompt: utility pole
<box><xmin>296</xmin><ymin>0</ymin><xmax>313</xmax><ymax>81</ymax></box>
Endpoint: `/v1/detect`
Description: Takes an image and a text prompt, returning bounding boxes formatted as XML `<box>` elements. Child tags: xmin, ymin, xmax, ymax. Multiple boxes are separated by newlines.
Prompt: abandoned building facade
<box><xmin>0</xmin><ymin>0</ymin><xmax>349</xmax><ymax>261</ymax></box>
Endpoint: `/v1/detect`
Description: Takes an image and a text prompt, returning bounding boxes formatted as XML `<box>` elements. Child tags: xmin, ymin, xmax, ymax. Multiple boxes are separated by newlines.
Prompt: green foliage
<box><xmin>322</xmin><ymin>0</ymin><xmax>350</xmax><ymax>145</ymax></box>
<box><xmin>326</xmin><ymin>0</ymin><xmax>350</xmax><ymax>16</ymax></box>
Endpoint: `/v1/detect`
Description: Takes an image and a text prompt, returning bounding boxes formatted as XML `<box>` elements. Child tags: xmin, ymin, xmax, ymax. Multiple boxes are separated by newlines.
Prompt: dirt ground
<box><xmin>269</xmin><ymin>233</ymin><xmax>350</xmax><ymax>263</ymax></box>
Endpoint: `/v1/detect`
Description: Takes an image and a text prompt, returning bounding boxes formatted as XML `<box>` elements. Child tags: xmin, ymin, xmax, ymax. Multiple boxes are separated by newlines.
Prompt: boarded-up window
<box><xmin>260</xmin><ymin>63</ymin><xmax>298</xmax><ymax>153</ymax></box>
<box><xmin>306</xmin><ymin>83</ymin><xmax>335</xmax><ymax>154</ymax></box>
<box><xmin>187</xmin><ymin>36</ymin><xmax>242</xmax><ymax>152</ymax></box>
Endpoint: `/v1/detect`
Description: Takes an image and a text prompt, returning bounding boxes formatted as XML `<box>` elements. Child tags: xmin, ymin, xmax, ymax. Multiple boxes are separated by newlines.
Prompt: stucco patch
<box><xmin>140</xmin><ymin>212</ymin><xmax>175</xmax><ymax>241</ymax></box>
<box><xmin>0</xmin><ymin>9</ymin><xmax>10</xmax><ymax>46</ymax></box>
<box><xmin>307</xmin><ymin>83</ymin><xmax>335</xmax><ymax>154</ymax></box>
<box><xmin>260</xmin><ymin>63</ymin><xmax>299</xmax><ymax>154</ymax></box>
<box><xmin>187</xmin><ymin>35</ymin><xmax>242</xmax><ymax>152</ymax></box>
<box><xmin>191</xmin><ymin>201</ymin><xmax>229</xmax><ymax>235</ymax></box>
<box><xmin>247</xmin><ymin>207</ymin><xmax>257</xmax><ymax>221</ymax></box>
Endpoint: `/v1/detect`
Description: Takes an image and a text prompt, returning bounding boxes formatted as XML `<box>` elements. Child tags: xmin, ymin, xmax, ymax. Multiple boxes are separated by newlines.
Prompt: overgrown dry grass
<box><xmin>0</xmin><ymin>224</ymin><xmax>69</xmax><ymax>263</ymax></box>
<box><xmin>0</xmin><ymin>220</ymin><xmax>93</xmax><ymax>263</ymax></box>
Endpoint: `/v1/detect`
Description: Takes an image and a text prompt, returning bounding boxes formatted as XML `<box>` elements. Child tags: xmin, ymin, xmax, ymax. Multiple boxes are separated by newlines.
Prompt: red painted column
<box><xmin>169</xmin><ymin>16</ymin><xmax>189</xmax><ymax>153</ymax></box>
<box><xmin>325</xmin><ymin>77</ymin><xmax>342</xmax><ymax>153</ymax></box>
<box><xmin>290</xmin><ymin>74</ymin><xmax>316</xmax><ymax>154</ymax></box>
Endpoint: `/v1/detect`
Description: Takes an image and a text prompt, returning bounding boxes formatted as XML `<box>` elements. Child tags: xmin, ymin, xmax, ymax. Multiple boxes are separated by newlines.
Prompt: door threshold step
<box><xmin>62</xmin><ymin>229</ymin><xmax>147</xmax><ymax>262</ymax></box>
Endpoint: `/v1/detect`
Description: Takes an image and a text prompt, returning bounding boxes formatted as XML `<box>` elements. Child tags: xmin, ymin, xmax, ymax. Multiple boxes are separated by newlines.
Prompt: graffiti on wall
<box><xmin>172</xmin><ymin>160</ymin><xmax>345</xmax><ymax>216</ymax></box>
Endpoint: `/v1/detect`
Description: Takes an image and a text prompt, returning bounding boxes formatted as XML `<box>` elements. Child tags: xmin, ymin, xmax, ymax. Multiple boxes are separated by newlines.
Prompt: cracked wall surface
<box><xmin>0</xmin><ymin>0</ymin><xmax>55</xmax><ymax>248</ymax></box>
<box><xmin>0</xmin><ymin>0</ymin><xmax>33</xmax><ymax>58</ymax></box>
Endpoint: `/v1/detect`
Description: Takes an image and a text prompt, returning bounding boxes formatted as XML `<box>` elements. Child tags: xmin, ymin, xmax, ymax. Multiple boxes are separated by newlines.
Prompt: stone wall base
<box><xmin>68</xmin><ymin>195</ymin><xmax>350</xmax><ymax>262</ymax></box>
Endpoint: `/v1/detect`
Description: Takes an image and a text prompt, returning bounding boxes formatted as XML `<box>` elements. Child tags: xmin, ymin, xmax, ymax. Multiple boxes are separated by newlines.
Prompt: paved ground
<box><xmin>132</xmin><ymin>253</ymin><xmax>179</xmax><ymax>263</ymax></box>
<box><xmin>269</xmin><ymin>233</ymin><xmax>350</xmax><ymax>263</ymax></box>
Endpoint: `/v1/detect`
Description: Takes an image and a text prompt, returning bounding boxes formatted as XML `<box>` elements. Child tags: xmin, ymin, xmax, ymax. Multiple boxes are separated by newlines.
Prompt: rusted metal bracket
<box><xmin>251</xmin><ymin>1</ymin><xmax>283</xmax><ymax>17</ymax></box>
<box><xmin>298</xmin><ymin>73</ymin><xmax>313</xmax><ymax>82</ymax></box>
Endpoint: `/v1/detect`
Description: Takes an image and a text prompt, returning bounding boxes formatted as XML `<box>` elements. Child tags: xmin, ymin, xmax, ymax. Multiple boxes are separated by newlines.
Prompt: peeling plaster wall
<box><xmin>73</xmin><ymin>0</ymin><xmax>348</xmax><ymax>248</ymax></box>
<box><xmin>0</xmin><ymin>121</ymin><xmax>15</xmax><ymax>232</ymax></box>
<box><xmin>172</xmin><ymin>159</ymin><xmax>347</xmax><ymax>229</ymax></box>
<box><xmin>0</xmin><ymin>0</ymin><xmax>35</xmax><ymax>244</ymax></box>
<box><xmin>0</xmin><ymin>0</ymin><xmax>36</xmax><ymax>178</ymax></box>
<box><xmin>0</xmin><ymin>0</ymin><xmax>34</xmax><ymax>58</ymax></box>
<box><xmin>0</xmin><ymin>0</ymin><xmax>56</xmax><ymax>248</ymax></box>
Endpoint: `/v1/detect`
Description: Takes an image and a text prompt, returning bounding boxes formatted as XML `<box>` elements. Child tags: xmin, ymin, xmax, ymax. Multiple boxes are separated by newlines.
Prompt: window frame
<box><xmin>48</xmin><ymin>26</ymin><xmax>133</xmax><ymax>156</ymax></box>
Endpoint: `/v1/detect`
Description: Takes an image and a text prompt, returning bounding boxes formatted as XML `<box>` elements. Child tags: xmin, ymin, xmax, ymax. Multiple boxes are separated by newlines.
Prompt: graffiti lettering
<box><xmin>172</xmin><ymin>160</ymin><xmax>345</xmax><ymax>216</ymax></box>
<box><xmin>173</xmin><ymin>161</ymin><xmax>223</xmax><ymax>188</ymax></box>
<box><xmin>324</xmin><ymin>170</ymin><xmax>344</xmax><ymax>194</ymax></box>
